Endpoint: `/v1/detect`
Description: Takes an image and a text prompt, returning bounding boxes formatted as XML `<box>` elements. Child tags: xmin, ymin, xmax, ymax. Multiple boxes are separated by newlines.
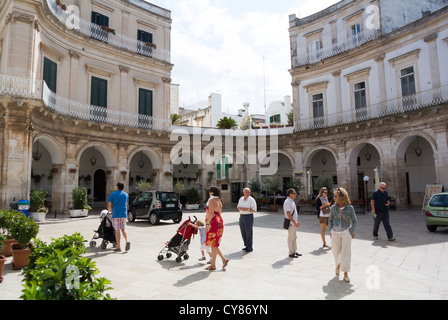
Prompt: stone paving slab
<box><xmin>1</xmin><ymin>208</ymin><xmax>447</xmax><ymax>301</ymax></box>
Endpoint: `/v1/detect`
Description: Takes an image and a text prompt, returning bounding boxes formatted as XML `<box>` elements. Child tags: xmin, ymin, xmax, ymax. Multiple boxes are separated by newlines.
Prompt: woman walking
<box><xmin>329</xmin><ymin>187</ymin><xmax>357</xmax><ymax>283</ymax></box>
<box><xmin>205</xmin><ymin>186</ymin><xmax>230</xmax><ymax>271</ymax></box>
<box><xmin>316</xmin><ymin>187</ymin><xmax>331</xmax><ymax>248</ymax></box>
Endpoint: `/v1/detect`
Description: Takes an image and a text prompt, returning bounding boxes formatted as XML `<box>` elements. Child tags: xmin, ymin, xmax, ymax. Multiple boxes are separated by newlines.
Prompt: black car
<box><xmin>128</xmin><ymin>191</ymin><xmax>182</xmax><ymax>225</ymax></box>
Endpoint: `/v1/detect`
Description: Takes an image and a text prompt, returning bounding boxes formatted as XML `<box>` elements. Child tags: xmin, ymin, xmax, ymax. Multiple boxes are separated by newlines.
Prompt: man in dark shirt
<box><xmin>370</xmin><ymin>182</ymin><xmax>395</xmax><ymax>241</ymax></box>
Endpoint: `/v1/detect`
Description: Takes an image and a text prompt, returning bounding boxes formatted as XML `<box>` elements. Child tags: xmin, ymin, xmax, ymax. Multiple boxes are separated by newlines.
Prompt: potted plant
<box><xmin>0</xmin><ymin>210</ymin><xmax>18</xmax><ymax>257</ymax></box>
<box><xmin>185</xmin><ymin>187</ymin><xmax>200</xmax><ymax>210</ymax></box>
<box><xmin>0</xmin><ymin>234</ymin><xmax>6</xmax><ymax>283</ymax></box>
<box><xmin>69</xmin><ymin>187</ymin><xmax>90</xmax><ymax>218</ymax></box>
<box><xmin>9</xmin><ymin>212</ymin><xmax>39</xmax><ymax>269</ymax></box>
<box><xmin>263</xmin><ymin>176</ymin><xmax>282</xmax><ymax>212</ymax></box>
<box><xmin>29</xmin><ymin>189</ymin><xmax>48</xmax><ymax>222</ymax></box>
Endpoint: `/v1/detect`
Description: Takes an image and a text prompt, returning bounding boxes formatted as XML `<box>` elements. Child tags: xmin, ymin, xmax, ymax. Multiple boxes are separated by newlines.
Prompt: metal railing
<box><xmin>295</xmin><ymin>85</ymin><xmax>448</xmax><ymax>132</ymax></box>
<box><xmin>0</xmin><ymin>74</ymin><xmax>42</xmax><ymax>99</ymax></box>
<box><xmin>45</xmin><ymin>0</ymin><xmax>170</xmax><ymax>63</ymax></box>
<box><xmin>293</xmin><ymin>28</ymin><xmax>379</xmax><ymax>68</ymax></box>
<box><xmin>0</xmin><ymin>73</ymin><xmax>171</xmax><ymax>132</ymax></box>
<box><xmin>41</xmin><ymin>82</ymin><xmax>171</xmax><ymax>131</ymax></box>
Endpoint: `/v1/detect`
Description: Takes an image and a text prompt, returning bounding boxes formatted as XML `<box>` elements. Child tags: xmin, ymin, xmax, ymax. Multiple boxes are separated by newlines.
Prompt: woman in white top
<box><xmin>315</xmin><ymin>187</ymin><xmax>331</xmax><ymax>248</ymax></box>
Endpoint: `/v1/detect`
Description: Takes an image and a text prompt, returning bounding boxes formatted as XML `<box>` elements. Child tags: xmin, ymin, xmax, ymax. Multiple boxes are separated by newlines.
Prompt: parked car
<box><xmin>425</xmin><ymin>192</ymin><xmax>448</xmax><ymax>232</ymax></box>
<box><xmin>128</xmin><ymin>191</ymin><xmax>182</xmax><ymax>225</ymax></box>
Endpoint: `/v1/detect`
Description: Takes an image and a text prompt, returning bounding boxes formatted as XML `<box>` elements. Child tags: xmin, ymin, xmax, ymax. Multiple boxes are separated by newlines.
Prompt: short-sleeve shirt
<box><xmin>237</xmin><ymin>196</ymin><xmax>257</xmax><ymax>215</ymax></box>
<box><xmin>283</xmin><ymin>197</ymin><xmax>298</xmax><ymax>226</ymax></box>
<box><xmin>372</xmin><ymin>189</ymin><xmax>389</xmax><ymax>213</ymax></box>
<box><xmin>107</xmin><ymin>190</ymin><xmax>129</xmax><ymax>218</ymax></box>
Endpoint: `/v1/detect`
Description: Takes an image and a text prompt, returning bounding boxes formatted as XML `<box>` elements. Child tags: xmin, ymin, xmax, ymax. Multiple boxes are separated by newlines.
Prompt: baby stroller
<box><xmin>157</xmin><ymin>216</ymin><xmax>198</xmax><ymax>263</ymax></box>
<box><xmin>89</xmin><ymin>210</ymin><xmax>117</xmax><ymax>249</ymax></box>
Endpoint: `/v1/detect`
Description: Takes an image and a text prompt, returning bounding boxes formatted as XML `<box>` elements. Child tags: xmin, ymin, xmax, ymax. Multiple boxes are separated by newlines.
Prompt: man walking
<box><xmin>284</xmin><ymin>188</ymin><xmax>301</xmax><ymax>258</ymax></box>
<box><xmin>107</xmin><ymin>182</ymin><xmax>131</xmax><ymax>252</ymax></box>
<box><xmin>237</xmin><ymin>188</ymin><xmax>257</xmax><ymax>252</ymax></box>
<box><xmin>371</xmin><ymin>182</ymin><xmax>395</xmax><ymax>241</ymax></box>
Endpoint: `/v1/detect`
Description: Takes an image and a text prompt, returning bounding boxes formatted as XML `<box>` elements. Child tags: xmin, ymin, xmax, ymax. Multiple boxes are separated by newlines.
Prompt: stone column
<box><xmin>433</xmin><ymin>127</ymin><xmax>448</xmax><ymax>188</ymax></box>
<box><xmin>424</xmin><ymin>33</ymin><xmax>441</xmax><ymax>91</ymax></box>
<box><xmin>50</xmin><ymin>163</ymin><xmax>66</xmax><ymax>214</ymax></box>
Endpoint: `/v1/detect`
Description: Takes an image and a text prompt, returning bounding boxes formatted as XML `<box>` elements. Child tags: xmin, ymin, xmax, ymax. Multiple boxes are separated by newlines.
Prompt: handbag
<box><xmin>283</xmin><ymin>206</ymin><xmax>296</xmax><ymax>229</ymax></box>
<box><xmin>322</xmin><ymin>205</ymin><xmax>331</xmax><ymax>215</ymax></box>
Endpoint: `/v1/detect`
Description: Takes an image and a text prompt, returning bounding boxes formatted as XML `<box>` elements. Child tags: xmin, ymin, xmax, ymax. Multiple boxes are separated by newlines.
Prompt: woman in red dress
<box><xmin>205</xmin><ymin>186</ymin><xmax>230</xmax><ymax>271</ymax></box>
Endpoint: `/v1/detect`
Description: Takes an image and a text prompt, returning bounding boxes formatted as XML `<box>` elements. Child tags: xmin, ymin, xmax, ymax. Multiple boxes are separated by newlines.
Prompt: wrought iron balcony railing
<box><xmin>0</xmin><ymin>73</ymin><xmax>171</xmax><ymax>132</ymax></box>
<box><xmin>295</xmin><ymin>85</ymin><xmax>448</xmax><ymax>132</ymax></box>
<box><xmin>292</xmin><ymin>28</ymin><xmax>379</xmax><ymax>68</ymax></box>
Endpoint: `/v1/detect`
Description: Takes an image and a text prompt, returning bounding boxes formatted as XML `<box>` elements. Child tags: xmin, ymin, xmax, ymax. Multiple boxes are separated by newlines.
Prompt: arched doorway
<box><xmin>305</xmin><ymin>148</ymin><xmax>337</xmax><ymax>198</ymax></box>
<box><xmin>396</xmin><ymin>135</ymin><xmax>436</xmax><ymax>207</ymax></box>
<box><xmin>94</xmin><ymin>169</ymin><xmax>106</xmax><ymax>202</ymax></box>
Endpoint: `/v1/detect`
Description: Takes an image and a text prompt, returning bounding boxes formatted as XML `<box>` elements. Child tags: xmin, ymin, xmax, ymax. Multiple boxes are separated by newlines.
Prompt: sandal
<box><xmin>223</xmin><ymin>259</ymin><xmax>230</xmax><ymax>269</ymax></box>
<box><xmin>205</xmin><ymin>266</ymin><xmax>216</xmax><ymax>271</ymax></box>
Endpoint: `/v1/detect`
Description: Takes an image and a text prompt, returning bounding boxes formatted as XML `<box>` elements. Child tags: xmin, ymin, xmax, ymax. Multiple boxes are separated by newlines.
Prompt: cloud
<box><xmin>148</xmin><ymin>0</ymin><xmax>340</xmax><ymax>114</ymax></box>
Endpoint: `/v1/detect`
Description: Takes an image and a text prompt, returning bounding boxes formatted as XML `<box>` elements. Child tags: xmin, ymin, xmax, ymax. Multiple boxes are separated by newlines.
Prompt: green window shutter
<box><xmin>43</xmin><ymin>57</ymin><xmax>57</xmax><ymax>93</ymax></box>
<box><xmin>139</xmin><ymin>88</ymin><xmax>153</xmax><ymax>116</ymax></box>
<box><xmin>91</xmin><ymin>77</ymin><xmax>107</xmax><ymax>108</ymax></box>
<box><xmin>270</xmin><ymin>116</ymin><xmax>273</xmax><ymax>123</ymax></box>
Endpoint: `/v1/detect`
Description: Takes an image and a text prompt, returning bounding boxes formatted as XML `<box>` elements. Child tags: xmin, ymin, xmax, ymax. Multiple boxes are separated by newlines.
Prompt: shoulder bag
<box><xmin>283</xmin><ymin>204</ymin><xmax>297</xmax><ymax>229</ymax></box>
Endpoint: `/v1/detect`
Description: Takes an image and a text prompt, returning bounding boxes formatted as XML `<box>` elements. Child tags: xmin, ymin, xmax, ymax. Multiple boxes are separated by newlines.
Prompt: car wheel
<box><xmin>127</xmin><ymin>210</ymin><xmax>136</xmax><ymax>222</ymax></box>
<box><xmin>173</xmin><ymin>218</ymin><xmax>181</xmax><ymax>223</ymax></box>
<box><xmin>427</xmin><ymin>225</ymin><xmax>437</xmax><ymax>232</ymax></box>
<box><xmin>149</xmin><ymin>212</ymin><xmax>159</xmax><ymax>225</ymax></box>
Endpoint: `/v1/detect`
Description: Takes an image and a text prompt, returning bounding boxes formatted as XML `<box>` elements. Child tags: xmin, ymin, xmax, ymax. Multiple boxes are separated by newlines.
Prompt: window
<box><xmin>90</xmin><ymin>76</ymin><xmax>107</xmax><ymax>121</ymax></box>
<box><xmin>400</xmin><ymin>66</ymin><xmax>416</xmax><ymax>96</ymax></box>
<box><xmin>270</xmin><ymin>114</ymin><xmax>281</xmax><ymax>124</ymax></box>
<box><xmin>350</xmin><ymin>23</ymin><xmax>362</xmax><ymax>44</ymax></box>
<box><xmin>91</xmin><ymin>11</ymin><xmax>109</xmax><ymax>43</ymax></box>
<box><xmin>354</xmin><ymin>81</ymin><xmax>367</xmax><ymax>120</ymax></box>
<box><xmin>43</xmin><ymin>57</ymin><xmax>57</xmax><ymax>93</ymax></box>
<box><xmin>137</xmin><ymin>30</ymin><xmax>154</xmax><ymax>57</ymax></box>
<box><xmin>400</xmin><ymin>66</ymin><xmax>416</xmax><ymax>108</ymax></box>
<box><xmin>138</xmin><ymin>88</ymin><xmax>153</xmax><ymax>129</ymax></box>
<box><xmin>309</xmin><ymin>40</ymin><xmax>321</xmax><ymax>61</ymax></box>
<box><xmin>312</xmin><ymin>93</ymin><xmax>324</xmax><ymax>127</ymax></box>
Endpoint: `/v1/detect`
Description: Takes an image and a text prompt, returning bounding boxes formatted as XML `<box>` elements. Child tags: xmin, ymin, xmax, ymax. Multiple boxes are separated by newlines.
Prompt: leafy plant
<box><xmin>171</xmin><ymin>113</ymin><xmax>182</xmax><ymax>125</ymax></box>
<box><xmin>287</xmin><ymin>177</ymin><xmax>304</xmax><ymax>199</ymax></box>
<box><xmin>216</xmin><ymin>116</ymin><xmax>238</xmax><ymax>129</ymax></box>
<box><xmin>0</xmin><ymin>234</ymin><xmax>6</xmax><ymax>250</ymax></box>
<box><xmin>263</xmin><ymin>175</ymin><xmax>282</xmax><ymax>205</ymax></box>
<box><xmin>135</xmin><ymin>180</ymin><xmax>153</xmax><ymax>193</ymax></box>
<box><xmin>71</xmin><ymin>187</ymin><xmax>89</xmax><ymax>210</ymax></box>
<box><xmin>186</xmin><ymin>188</ymin><xmax>199</xmax><ymax>204</ymax></box>
<box><xmin>0</xmin><ymin>210</ymin><xmax>14</xmax><ymax>236</ymax></box>
<box><xmin>249</xmin><ymin>178</ymin><xmax>261</xmax><ymax>198</ymax></box>
<box><xmin>21</xmin><ymin>233</ymin><xmax>114</xmax><ymax>300</ymax></box>
<box><xmin>8</xmin><ymin>212</ymin><xmax>39</xmax><ymax>249</ymax></box>
<box><xmin>30</xmin><ymin>189</ymin><xmax>48</xmax><ymax>212</ymax></box>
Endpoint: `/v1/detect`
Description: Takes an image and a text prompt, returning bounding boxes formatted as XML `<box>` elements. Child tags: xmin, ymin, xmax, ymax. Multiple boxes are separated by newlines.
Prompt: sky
<box><xmin>145</xmin><ymin>0</ymin><xmax>341</xmax><ymax>115</ymax></box>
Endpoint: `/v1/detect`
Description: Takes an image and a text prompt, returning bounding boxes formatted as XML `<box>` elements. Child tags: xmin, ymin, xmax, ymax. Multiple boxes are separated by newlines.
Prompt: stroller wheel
<box><xmin>175</xmin><ymin>257</ymin><xmax>182</xmax><ymax>263</ymax></box>
<box><xmin>157</xmin><ymin>255</ymin><xmax>164</xmax><ymax>261</ymax></box>
<box><xmin>89</xmin><ymin>241</ymin><xmax>96</xmax><ymax>248</ymax></box>
<box><xmin>166</xmin><ymin>252</ymin><xmax>172</xmax><ymax>258</ymax></box>
<box><xmin>184</xmin><ymin>254</ymin><xmax>189</xmax><ymax>260</ymax></box>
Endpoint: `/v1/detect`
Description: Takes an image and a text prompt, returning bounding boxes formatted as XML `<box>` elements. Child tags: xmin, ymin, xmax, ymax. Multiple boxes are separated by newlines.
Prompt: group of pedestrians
<box><xmin>106</xmin><ymin>180</ymin><xmax>395</xmax><ymax>281</ymax></box>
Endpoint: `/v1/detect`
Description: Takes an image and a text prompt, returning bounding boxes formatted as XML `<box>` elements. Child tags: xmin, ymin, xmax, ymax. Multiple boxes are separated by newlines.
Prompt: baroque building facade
<box><xmin>1</xmin><ymin>0</ymin><xmax>448</xmax><ymax>213</ymax></box>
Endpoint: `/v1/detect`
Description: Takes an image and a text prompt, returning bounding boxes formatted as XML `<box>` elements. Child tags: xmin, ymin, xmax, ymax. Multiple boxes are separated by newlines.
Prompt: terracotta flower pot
<box><xmin>0</xmin><ymin>239</ymin><xmax>19</xmax><ymax>257</ymax></box>
<box><xmin>11</xmin><ymin>247</ymin><xmax>31</xmax><ymax>270</ymax></box>
<box><xmin>0</xmin><ymin>255</ymin><xmax>6</xmax><ymax>283</ymax></box>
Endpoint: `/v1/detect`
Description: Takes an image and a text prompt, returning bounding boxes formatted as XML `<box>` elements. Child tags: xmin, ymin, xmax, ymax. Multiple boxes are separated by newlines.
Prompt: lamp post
<box><xmin>363</xmin><ymin>176</ymin><xmax>370</xmax><ymax>214</ymax></box>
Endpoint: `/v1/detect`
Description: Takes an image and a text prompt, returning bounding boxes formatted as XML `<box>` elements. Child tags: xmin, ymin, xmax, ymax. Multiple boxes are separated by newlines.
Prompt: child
<box><xmin>189</xmin><ymin>220</ymin><xmax>211</xmax><ymax>263</ymax></box>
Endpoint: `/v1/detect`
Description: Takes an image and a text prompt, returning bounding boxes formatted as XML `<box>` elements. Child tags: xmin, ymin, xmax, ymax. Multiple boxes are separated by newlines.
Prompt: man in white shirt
<box><xmin>284</xmin><ymin>188</ymin><xmax>301</xmax><ymax>258</ymax></box>
<box><xmin>237</xmin><ymin>188</ymin><xmax>257</xmax><ymax>252</ymax></box>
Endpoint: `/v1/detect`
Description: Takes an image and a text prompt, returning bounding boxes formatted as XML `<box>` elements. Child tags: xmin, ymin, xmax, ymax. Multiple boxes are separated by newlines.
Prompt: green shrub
<box><xmin>8</xmin><ymin>212</ymin><xmax>39</xmax><ymax>249</ymax></box>
<box><xmin>21</xmin><ymin>233</ymin><xmax>114</xmax><ymax>300</ymax></box>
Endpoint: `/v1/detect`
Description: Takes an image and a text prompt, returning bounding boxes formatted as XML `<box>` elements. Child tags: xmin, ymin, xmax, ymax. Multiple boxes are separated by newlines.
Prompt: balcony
<box><xmin>292</xmin><ymin>28</ymin><xmax>379</xmax><ymax>68</ymax></box>
<box><xmin>45</xmin><ymin>0</ymin><xmax>170</xmax><ymax>63</ymax></box>
<box><xmin>0</xmin><ymin>74</ymin><xmax>171</xmax><ymax>132</ymax></box>
<box><xmin>295</xmin><ymin>85</ymin><xmax>448</xmax><ymax>132</ymax></box>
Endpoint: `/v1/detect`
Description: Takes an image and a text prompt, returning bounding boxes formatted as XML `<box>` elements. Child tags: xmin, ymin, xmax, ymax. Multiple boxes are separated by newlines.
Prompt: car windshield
<box><xmin>429</xmin><ymin>195</ymin><xmax>448</xmax><ymax>207</ymax></box>
<box><xmin>158</xmin><ymin>192</ymin><xmax>178</xmax><ymax>202</ymax></box>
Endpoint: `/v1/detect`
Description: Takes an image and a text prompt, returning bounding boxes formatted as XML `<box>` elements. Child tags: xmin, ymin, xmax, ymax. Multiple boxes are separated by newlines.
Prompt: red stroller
<box><xmin>157</xmin><ymin>216</ymin><xmax>198</xmax><ymax>263</ymax></box>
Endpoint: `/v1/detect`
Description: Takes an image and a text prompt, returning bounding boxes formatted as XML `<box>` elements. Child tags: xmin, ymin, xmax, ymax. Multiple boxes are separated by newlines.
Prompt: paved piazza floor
<box><xmin>1</xmin><ymin>208</ymin><xmax>447</xmax><ymax>301</ymax></box>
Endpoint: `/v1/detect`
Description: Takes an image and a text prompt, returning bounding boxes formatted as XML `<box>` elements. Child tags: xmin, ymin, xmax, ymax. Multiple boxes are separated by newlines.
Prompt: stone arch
<box><xmin>33</xmin><ymin>133</ymin><xmax>64</xmax><ymax>164</ymax></box>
